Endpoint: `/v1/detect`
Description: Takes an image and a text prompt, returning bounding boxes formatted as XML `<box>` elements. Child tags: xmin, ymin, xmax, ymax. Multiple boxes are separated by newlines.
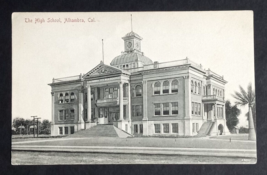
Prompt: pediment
<box><xmin>83</xmin><ymin>62</ymin><xmax>123</xmax><ymax>78</ymax></box>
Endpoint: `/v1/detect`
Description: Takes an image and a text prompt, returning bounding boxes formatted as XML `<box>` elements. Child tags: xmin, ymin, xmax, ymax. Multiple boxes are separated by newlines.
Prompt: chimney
<box><xmin>154</xmin><ymin>61</ymin><xmax>159</xmax><ymax>68</ymax></box>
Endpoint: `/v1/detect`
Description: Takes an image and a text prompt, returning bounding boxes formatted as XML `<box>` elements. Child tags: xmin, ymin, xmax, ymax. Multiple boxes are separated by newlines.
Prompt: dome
<box><xmin>110</xmin><ymin>52</ymin><xmax>153</xmax><ymax>66</ymax></box>
<box><xmin>123</xmin><ymin>31</ymin><xmax>142</xmax><ymax>40</ymax></box>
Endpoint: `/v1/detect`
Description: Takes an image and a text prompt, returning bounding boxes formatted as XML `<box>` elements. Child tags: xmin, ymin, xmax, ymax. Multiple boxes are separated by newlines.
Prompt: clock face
<box><xmin>127</xmin><ymin>41</ymin><xmax>132</xmax><ymax>48</ymax></box>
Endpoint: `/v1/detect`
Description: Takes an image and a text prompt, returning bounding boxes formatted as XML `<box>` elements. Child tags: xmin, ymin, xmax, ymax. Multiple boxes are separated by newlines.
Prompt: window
<box><xmin>136</xmin><ymin>105</ymin><xmax>142</xmax><ymax>116</ymax></box>
<box><xmin>91</xmin><ymin>108</ymin><xmax>95</xmax><ymax>120</ymax></box>
<box><xmin>59</xmin><ymin>127</ymin><xmax>63</xmax><ymax>135</ymax></box>
<box><xmin>163</xmin><ymin>123</ymin><xmax>169</xmax><ymax>133</ymax></box>
<box><xmin>203</xmin><ymin>86</ymin><xmax>206</xmax><ymax>96</ymax></box>
<box><xmin>64</xmin><ymin>109</ymin><xmax>69</xmax><ymax>120</ymax></box>
<box><xmin>59</xmin><ymin>110</ymin><xmax>64</xmax><ymax>120</ymax></box>
<box><xmin>154</xmin><ymin>124</ymin><xmax>160</xmax><ymax>133</ymax></box>
<box><xmin>104</xmin><ymin>87</ymin><xmax>118</xmax><ymax>99</ymax></box>
<box><xmin>132</xmin><ymin>105</ymin><xmax>142</xmax><ymax>116</ymax></box>
<box><xmin>64</xmin><ymin>127</ymin><xmax>68</xmax><ymax>135</ymax></box>
<box><xmin>104</xmin><ymin>108</ymin><xmax>108</xmax><ymax>118</ymax></box>
<box><xmin>140</xmin><ymin>124</ymin><xmax>143</xmax><ymax>134</ymax></box>
<box><xmin>171</xmin><ymin>102</ymin><xmax>178</xmax><ymax>114</ymax></box>
<box><xmin>163</xmin><ymin>81</ymin><xmax>169</xmax><ymax>94</ymax></box>
<box><xmin>91</xmin><ymin>89</ymin><xmax>94</xmax><ymax>100</ymax></box>
<box><xmin>65</xmin><ymin>93</ymin><xmax>69</xmax><ymax>103</ymax></box>
<box><xmin>126</xmin><ymin>64</ymin><xmax>128</xmax><ymax>68</ymax></box>
<box><xmin>191</xmin><ymin>81</ymin><xmax>194</xmax><ymax>93</ymax></box>
<box><xmin>84</xmin><ymin>109</ymin><xmax>88</xmax><ymax>121</ymax></box>
<box><xmin>192</xmin><ymin>102</ymin><xmax>194</xmax><ymax>114</ymax></box>
<box><xmin>163</xmin><ymin>103</ymin><xmax>169</xmax><ymax>115</ymax></box>
<box><xmin>198</xmin><ymin>83</ymin><xmax>201</xmax><ymax>94</ymax></box>
<box><xmin>70</xmin><ymin>126</ymin><xmax>74</xmax><ymax>134</ymax></box>
<box><xmin>59</xmin><ymin>93</ymin><xmax>64</xmax><ymax>103</ymax></box>
<box><xmin>123</xmin><ymin>105</ymin><xmax>126</xmax><ymax>119</ymax></box>
<box><xmin>70</xmin><ymin>109</ymin><xmax>75</xmax><ymax>119</ymax></box>
<box><xmin>198</xmin><ymin>104</ymin><xmax>201</xmax><ymax>115</ymax></box>
<box><xmin>154</xmin><ymin>103</ymin><xmax>161</xmax><ymax>115</ymax></box>
<box><xmin>70</xmin><ymin>92</ymin><xmax>75</xmax><ymax>102</ymax></box>
<box><xmin>154</xmin><ymin>82</ymin><xmax>161</xmax><ymax>95</ymax></box>
<box><xmin>213</xmin><ymin>88</ymin><xmax>215</xmax><ymax>95</ymax></box>
<box><xmin>85</xmin><ymin>93</ymin><xmax>87</xmax><ymax>102</ymax></box>
<box><xmin>134</xmin><ymin>124</ymin><xmax>138</xmax><ymax>134</ymax></box>
<box><xmin>135</xmin><ymin>85</ymin><xmax>142</xmax><ymax>97</ymax></box>
<box><xmin>172</xmin><ymin>123</ymin><xmax>178</xmax><ymax>133</ymax></box>
<box><xmin>195</xmin><ymin>82</ymin><xmax>197</xmax><ymax>93</ymax></box>
<box><xmin>171</xmin><ymin>80</ymin><xmax>178</xmax><ymax>93</ymax></box>
<box><xmin>195</xmin><ymin>103</ymin><xmax>197</xmax><ymax>115</ymax></box>
<box><xmin>196</xmin><ymin>123</ymin><xmax>199</xmax><ymax>132</ymax></box>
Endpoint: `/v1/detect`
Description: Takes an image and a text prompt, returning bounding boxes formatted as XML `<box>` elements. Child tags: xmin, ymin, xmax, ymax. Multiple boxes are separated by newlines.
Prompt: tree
<box><xmin>232</xmin><ymin>83</ymin><xmax>256</xmax><ymax>140</ymax></box>
<box><xmin>12</xmin><ymin>117</ymin><xmax>26</xmax><ymax>133</ymax></box>
<box><xmin>246</xmin><ymin>103</ymin><xmax>256</xmax><ymax>130</ymax></box>
<box><xmin>41</xmin><ymin>119</ymin><xmax>51</xmax><ymax>135</ymax></box>
<box><xmin>225</xmin><ymin>100</ymin><xmax>240</xmax><ymax>132</ymax></box>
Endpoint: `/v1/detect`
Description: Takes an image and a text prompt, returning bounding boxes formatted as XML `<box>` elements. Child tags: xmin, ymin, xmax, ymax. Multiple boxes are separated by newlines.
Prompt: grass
<box><xmin>11</xmin><ymin>151</ymin><xmax>257</xmax><ymax>165</ymax></box>
<box><xmin>12</xmin><ymin>136</ymin><xmax>256</xmax><ymax>150</ymax></box>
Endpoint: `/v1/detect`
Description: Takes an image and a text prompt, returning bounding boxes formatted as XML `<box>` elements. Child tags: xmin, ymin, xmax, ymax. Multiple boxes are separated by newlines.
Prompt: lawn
<box><xmin>12</xmin><ymin>136</ymin><xmax>256</xmax><ymax>150</ymax></box>
<box><xmin>11</xmin><ymin>151</ymin><xmax>257</xmax><ymax>165</ymax></box>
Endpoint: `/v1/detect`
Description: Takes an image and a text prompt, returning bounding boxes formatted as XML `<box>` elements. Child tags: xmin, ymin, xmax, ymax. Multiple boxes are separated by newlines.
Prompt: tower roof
<box><xmin>122</xmin><ymin>31</ymin><xmax>143</xmax><ymax>40</ymax></box>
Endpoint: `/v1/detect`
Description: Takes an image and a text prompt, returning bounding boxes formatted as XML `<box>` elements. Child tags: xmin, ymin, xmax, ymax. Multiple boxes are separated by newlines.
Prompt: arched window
<box><xmin>198</xmin><ymin>83</ymin><xmax>201</xmax><ymax>94</ymax></box>
<box><xmin>59</xmin><ymin>93</ymin><xmax>63</xmax><ymax>104</ymax></box>
<box><xmin>191</xmin><ymin>81</ymin><xmax>194</xmax><ymax>93</ymax></box>
<box><xmin>195</xmin><ymin>82</ymin><xmax>197</xmax><ymax>94</ymax></box>
<box><xmin>163</xmin><ymin>81</ymin><xmax>169</xmax><ymax>94</ymax></box>
<box><xmin>135</xmin><ymin>85</ymin><xmax>142</xmax><ymax>97</ymax></box>
<box><xmin>154</xmin><ymin>82</ymin><xmax>161</xmax><ymax>95</ymax></box>
<box><xmin>65</xmin><ymin>93</ymin><xmax>69</xmax><ymax>103</ymax></box>
<box><xmin>70</xmin><ymin>92</ymin><xmax>75</xmax><ymax>102</ymax></box>
<box><xmin>171</xmin><ymin>80</ymin><xmax>178</xmax><ymax>93</ymax></box>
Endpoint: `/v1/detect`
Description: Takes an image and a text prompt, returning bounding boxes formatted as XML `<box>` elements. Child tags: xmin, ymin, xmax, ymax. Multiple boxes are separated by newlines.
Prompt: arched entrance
<box><xmin>218</xmin><ymin>124</ymin><xmax>224</xmax><ymax>135</ymax></box>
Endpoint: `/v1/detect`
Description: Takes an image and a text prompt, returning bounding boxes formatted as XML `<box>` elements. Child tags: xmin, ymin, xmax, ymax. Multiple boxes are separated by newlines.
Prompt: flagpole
<box><xmin>102</xmin><ymin>39</ymin><xmax>104</xmax><ymax>63</ymax></box>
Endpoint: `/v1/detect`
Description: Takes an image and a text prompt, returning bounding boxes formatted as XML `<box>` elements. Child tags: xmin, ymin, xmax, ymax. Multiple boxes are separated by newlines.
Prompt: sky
<box><xmin>12</xmin><ymin>11</ymin><xmax>254</xmax><ymax>127</ymax></box>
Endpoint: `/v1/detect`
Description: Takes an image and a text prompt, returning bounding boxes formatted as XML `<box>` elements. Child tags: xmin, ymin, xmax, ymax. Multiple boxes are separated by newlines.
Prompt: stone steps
<box><xmin>68</xmin><ymin>124</ymin><xmax>119</xmax><ymax>138</ymax></box>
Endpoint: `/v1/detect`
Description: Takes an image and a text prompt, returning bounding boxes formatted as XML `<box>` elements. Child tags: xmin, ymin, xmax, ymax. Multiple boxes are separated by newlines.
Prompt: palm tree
<box><xmin>232</xmin><ymin>83</ymin><xmax>256</xmax><ymax>140</ymax></box>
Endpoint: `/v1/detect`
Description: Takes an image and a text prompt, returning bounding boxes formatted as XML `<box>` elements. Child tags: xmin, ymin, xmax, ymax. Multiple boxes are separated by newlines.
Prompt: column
<box><xmin>87</xmin><ymin>85</ymin><xmax>91</xmax><ymax>122</ymax></box>
<box><xmin>184</xmin><ymin>76</ymin><xmax>191</xmax><ymax>118</ymax></box>
<box><xmin>184</xmin><ymin>75</ymin><xmax>192</xmax><ymax>136</ymax></box>
<box><xmin>142</xmin><ymin>80</ymin><xmax>148</xmax><ymax>120</ymax></box>
<box><xmin>128</xmin><ymin>83</ymin><xmax>131</xmax><ymax>122</ymax></box>
<box><xmin>78</xmin><ymin>90</ymin><xmax>84</xmax><ymax>130</ymax></box>
<box><xmin>51</xmin><ymin>92</ymin><xmax>55</xmax><ymax>124</ymax></box>
<box><xmin>119</xmin><ymin>82</ymin><xmax>124</xmax><ymax>121</ymax></box>
<box><xmin>51</xmin><ymin>92</ymin><xmax>55</xmax><ymax>136</ymax></box>
<box><xmin>214</xmin><ymin>103</ymin><xmax>217</xmax><ymax>119</ymax></box>
<box><xmin>95</xmin><ymin>87</ymin><xmax>99</xmax><ymax>122</ymax></box>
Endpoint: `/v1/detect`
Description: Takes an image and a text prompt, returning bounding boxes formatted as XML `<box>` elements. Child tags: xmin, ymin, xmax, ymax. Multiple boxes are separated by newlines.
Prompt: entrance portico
<box><xmin>83</xmin><ymin>62</ymin><xmax>132</xmax><ymax>133</ymax></box>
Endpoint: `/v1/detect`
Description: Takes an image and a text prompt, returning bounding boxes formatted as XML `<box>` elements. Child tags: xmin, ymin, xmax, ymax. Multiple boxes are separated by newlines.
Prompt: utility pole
<box><xmin>31</xmin><ymin>116</ymin><xmax>37</xmax><ymax>138</ymax></box>
<box><xmin>36</xmin><ymin>117</ymin><xmax>41</xmax><ymax>137</ymax></box>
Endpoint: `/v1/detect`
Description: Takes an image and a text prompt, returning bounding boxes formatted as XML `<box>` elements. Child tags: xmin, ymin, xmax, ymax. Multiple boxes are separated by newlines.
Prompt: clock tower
<box><xmin>122</xmin><ymin>31</ymin><xmax>142</xmax><ymax>53</ymax></box>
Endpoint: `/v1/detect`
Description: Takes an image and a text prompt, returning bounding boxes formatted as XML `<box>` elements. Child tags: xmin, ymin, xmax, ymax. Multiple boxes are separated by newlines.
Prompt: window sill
<box><xmin>153</xmin><ymin>115</ymin><xmax>178</xmax><ymax>117</ymax></box>
<box><xmin>132</xmin><ymin>96</ymin><xmax>142</xmax><ymax>98</ymax></box>
<box><xmin>152</xmin><ymin>92</ymin><xmax>178</xmax><ymax>96</ymax></box>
